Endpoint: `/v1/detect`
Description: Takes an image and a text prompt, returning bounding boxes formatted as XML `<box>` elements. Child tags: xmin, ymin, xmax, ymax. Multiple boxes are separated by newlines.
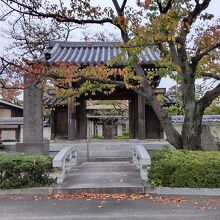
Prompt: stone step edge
<box><xmin>65</xmin><ymin>173</ymin><xmax>139</xmax><ymax>176</ymax></box>
<box><xmin>1</xmin><ymin>186</ymin><xmax>220</xmax><ymax>196</ymax></box>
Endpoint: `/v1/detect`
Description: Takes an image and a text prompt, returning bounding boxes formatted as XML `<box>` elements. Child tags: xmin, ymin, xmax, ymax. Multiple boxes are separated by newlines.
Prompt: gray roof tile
<box><xmin>171</xmin><ymin>115</ymin><xmax>220</xmax><ymax>124</ymax></box>
<box><xmin>40</xmin><ymin>41</ymin><xmax>160</xmax><ymax>66</ymax></box>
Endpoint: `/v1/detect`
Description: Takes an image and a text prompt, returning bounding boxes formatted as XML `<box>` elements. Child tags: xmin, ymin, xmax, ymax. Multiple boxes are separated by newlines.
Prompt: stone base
<box><xmin>16</xmin><ymin>142</ymin><xmax>49</xmax><ymax>155</ymax></box>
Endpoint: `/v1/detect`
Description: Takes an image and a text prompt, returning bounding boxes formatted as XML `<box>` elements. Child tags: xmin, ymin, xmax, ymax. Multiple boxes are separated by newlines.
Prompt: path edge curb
<box><xmin>1</xmin><ymin>186</ymin><xmax>220</xmax><ymax>196</ymax></box>
<box><xmin>147</xmin><ymin>187</ymin><xmax>220</xmax><ymax>196</ymax></box>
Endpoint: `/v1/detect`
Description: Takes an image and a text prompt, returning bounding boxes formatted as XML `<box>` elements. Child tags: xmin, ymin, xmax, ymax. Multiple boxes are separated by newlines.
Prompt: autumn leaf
<box><xmin>144</xmin><ymin>0</ymin><xmax>152</xmax><ymax>8</ymax></box>
<box><xmin>48</xmin><ymin>193</ymin><xmax>187</xmax><ymax>205</ymax></box>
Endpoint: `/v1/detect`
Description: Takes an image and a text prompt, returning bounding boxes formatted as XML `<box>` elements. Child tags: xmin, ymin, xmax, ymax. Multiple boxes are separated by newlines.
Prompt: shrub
<box><xmin>122</xmin><ymin>129</ymin><xmax>129</xmax><ymax>136</ymax></box>
<box><xmin>149</xmin><ymin>149</ymin><xmax>220</xmax><ymax>188</ymax></box>
<box><xmin>0</xmin><ymin>152</ymin><xmax>55</xmax><ymax>189</ymax></box>
<box><xmin>91</xmin><ymin>135</ymin><xmax>104</xmax><ymax>139</ymax></box>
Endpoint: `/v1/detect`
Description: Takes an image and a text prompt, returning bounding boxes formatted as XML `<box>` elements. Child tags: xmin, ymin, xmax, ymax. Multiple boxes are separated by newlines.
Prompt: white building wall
<box><xmin>1</xmin><ymin>130</ymin><xmax>16</xmax><ymax>140</ymax></box>
<box><xmin>117</xmin><ymin>124</ymin><xmax>123</xmax><ymax>136</ymax></box>
<box><xmin>97</xmin><ymin>124</ymin><xmax>103</xmax><ymax>136</ymax></box>
<box><xmin>87</xmin><ymin>120</ymin><xmax>94</xmax><ymax>138</ymax></box>
<box><xmin>164</xmin><ymin>123</ymin><xmax>220</xmax><ymax>141</ymax></box>
<box><xmin>0</xmin><ymin>109</ymin><xmax>11</xmax><ymax>118</ymax></box>
<box><xmin>43</xmin><ymin>127</ymin><xmax>51</xmax><ymax>140</ymax></box>
<box><xmin>20</xmin><ymin>126</ymin><xmax>23</xmax><ymax>142</ymax></box>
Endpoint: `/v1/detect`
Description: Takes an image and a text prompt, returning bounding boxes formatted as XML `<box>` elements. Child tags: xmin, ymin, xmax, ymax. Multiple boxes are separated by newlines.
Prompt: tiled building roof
<box><xmin>0</xmin><ymin>117</ymin><xmax>23</xmax><ymax>125</ymax></box>
<box><xmin>0</xmin><ymin>100</ymin><xmax>23</xmax><ymax>110</ymax></box>
<box><xmin>171</xmin><ymin>115</ymin><xmax>220</xmax><ymax>124</ymax></box>
<box><xmin>40</xmin><ymin>41</ymin><xmax>160</xmax><ymax>66</ymax></box>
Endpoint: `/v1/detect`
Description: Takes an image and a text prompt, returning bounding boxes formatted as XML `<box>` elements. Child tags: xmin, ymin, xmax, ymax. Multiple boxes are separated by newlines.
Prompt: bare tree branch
<box><xmin>156</xmin><ymin>0</ymin><xmax>173</xmax><ymax>14</ymax></box>
<box><xmin>1</xmin><ymin>0</ymin><xmax>113</xmax><ymax>25</ymax></box>
<box><xmin>197</xmin><ymin>82</ymin><xmax>220</xmax><ymax>109</ymax></box>
<box><xmin>202</xmin><ymin>72</ymin><xmax>220</xmax><ymax>80</ymax></box>
<box><xmin>120</xmin><ymin>0</ymin><xmax>128</xmax><ymax>14</ymax></box>
<box><xmin>192</xmin><ymin>43</ymin><xmax>220</xmax><ymax>68</ymax></box>
<box><xmin>187</xmin><ymin>0</ymin><xmax>211</xmax><ymax>26</ymax></box>
<box><xmin>112</xmin><ymin>0</ymin><xmax>121</xmax><ymax>14</ymax></box>
<box><xmin>0</xmin><ymin>9</ymin><xmax>14</xmax><ymax>20</ymax></box>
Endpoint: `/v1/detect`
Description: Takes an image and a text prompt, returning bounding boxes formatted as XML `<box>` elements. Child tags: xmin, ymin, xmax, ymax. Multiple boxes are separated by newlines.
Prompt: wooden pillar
<box><xmin>137</xmin><ymin>94</ymin><xmax>146</xmax><ymax>140</ymax></box>
<box><xmin>68</xmin><ymin>98</ymin><xmax>76</xmax><ymax>141</ymax></box>
<box><xmin>145</xmin><ymin>105</ymin><xmax>164</xmax><ymax>139</ymax></box>
<box><xmin>50</xmin><ymin>110</ymin><xmax>55</xmax><ymax>140</ymax></box>
<box><xmin>129</xmin><ymin>98</ymin><xmax>135</xmax><ymax>139</ymax></box>
<box><xmin>76</xmin><ymin>99</ymin><xmax>87</xmax><ymax>139</ymax></box>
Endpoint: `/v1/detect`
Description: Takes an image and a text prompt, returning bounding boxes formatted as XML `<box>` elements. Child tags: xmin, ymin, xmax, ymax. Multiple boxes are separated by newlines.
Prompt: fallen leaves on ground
<box><xmin>48</xmin><ymin>193</ymin><xmax>186</xmax><ymax>204</ymax></box>
<box><xmin>192</xmin><ymin>197</ymin><xmax>220</xmax><ymax>211</ymax></box>
<box><xmin>33</xmin><ymin>195</ymin><xmax>42</xmax><ymax>201</ymax></box>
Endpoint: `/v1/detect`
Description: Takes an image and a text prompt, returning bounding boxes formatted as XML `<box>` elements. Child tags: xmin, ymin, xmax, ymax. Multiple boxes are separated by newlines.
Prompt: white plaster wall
<box><xmin>1</xmin><ymin>130</ymin><xmax>16</xmax><ymax>140</ymax></box>
<box><xmin>43</xmin><ymin>127</ymin><xmax>51</xmax><ymax>140</ymax></box>
<box><xmin>117</xmin><ymin>124</ymin><xmax>123</xmax><ymax>136</ymax></box>
<box><xmin>97</xmin><ymin>125</ymin><xmax>103</xmax><ymax>136</ymax></box>
<box><xmin>20</xmin><ymin>126</ymin><xmax>23</xmax><ymax>142</ymax></box>
<box><xmin>164</xmin><ymin>123</ymin><xmax>220</xmax><ymax>141</ymax></box>
<box><xmin>0</xmin><ymin>109</ymin><xmax>11</xmax><ymax>118</ymax></box>
<box><xmin>87</xmin><ymin>120</ymin><xmax>94</xmax><ymax>138</ymax></box>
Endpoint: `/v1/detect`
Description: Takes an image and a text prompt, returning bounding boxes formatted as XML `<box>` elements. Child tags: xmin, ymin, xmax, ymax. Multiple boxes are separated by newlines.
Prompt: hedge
<box><xmin>0</xmin><ymin>152</ymin><xmax>55</xmax><ymax>189</ymax></box>
<box><xmin>149</xmin><ymin>148</ymin><xmax>220</xmax><ymax>188</ymax></box>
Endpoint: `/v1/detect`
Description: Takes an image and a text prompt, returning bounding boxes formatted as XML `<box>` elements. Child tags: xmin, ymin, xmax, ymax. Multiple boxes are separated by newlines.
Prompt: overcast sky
<box><xmin>0</xmin><ymin>0</ymin><xmax>219</xmax><ymax>89</ymax></box>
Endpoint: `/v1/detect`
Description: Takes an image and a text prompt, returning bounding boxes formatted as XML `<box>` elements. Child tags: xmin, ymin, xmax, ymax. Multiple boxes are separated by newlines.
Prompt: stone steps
<box><xmin>68</xmin><ymin>161</ymin><xmax>137</xmax><ymax>174</ymax></box>
<box><xmin>53</xmin><ymin>161</ymin><xmax>148</xmax><ymax>194</ymax></box>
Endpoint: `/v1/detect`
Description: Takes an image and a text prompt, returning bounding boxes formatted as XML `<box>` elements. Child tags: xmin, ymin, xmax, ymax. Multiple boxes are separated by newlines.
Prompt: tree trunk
<box><xmin>133</xmin><ymin>64</ymin><xmax>183</xmax><ymax>149</ymax></box>
<box><xmin>119</xmin><ymin>27</ymin><xmax>183</xmax><ymax>149</ymax></box>
<box><xmin>181</xmin><ymin>65</ymin><xmax>203</xmax><ymax>150</ymax></box>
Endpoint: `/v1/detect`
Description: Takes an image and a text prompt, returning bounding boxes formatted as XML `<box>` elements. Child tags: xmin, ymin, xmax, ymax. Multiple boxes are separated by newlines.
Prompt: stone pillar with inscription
<box><xmin>16</xmin><ymin>76</ymin><xmax>49</xmax><ymax>155</ymax></box>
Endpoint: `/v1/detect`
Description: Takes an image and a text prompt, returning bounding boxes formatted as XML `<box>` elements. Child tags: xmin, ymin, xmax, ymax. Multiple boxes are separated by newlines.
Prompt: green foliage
<box><xmin>166</xmin><ymin>85</ymin><xmax>220</xmax><ymax>115</ymax></box>
<box><xmin>113</xmin><ymin>135</ymin><xmax>128</xmax><ymax>139</ymax></box>
<box><xmin>0</xmin><ymin>152</ymin><xmax>54</xmax><ymax>189</ymax></box>
<box><xmin>91</xmin><ymin>135</ymin><xmax>104</xmax><ymax>139</ymax></box>
<box><xmin>149</xmin><ymin>149</ymin><xmax>220</xmax><ymax>188</ymax></box>
<box><xmin>205</xmin><ymin>103</ymin><xmax>220</xmax><ymax>114</ymax></box>
<box><xmin>122</xmin><ymin>129</ymin><xmax>129</xmax><ymax>136</ymax></box>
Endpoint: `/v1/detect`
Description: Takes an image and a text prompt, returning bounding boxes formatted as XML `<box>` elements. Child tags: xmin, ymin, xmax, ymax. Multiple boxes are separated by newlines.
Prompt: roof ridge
<box><xmin>49</xmin><ymin>41</ymin><xmax>122</xmax><ymax>48</ymax></box>
<box><xmin>0</xmin><ymin>100</ymin><xmax>23</xmax><ymax>109</ymax></box>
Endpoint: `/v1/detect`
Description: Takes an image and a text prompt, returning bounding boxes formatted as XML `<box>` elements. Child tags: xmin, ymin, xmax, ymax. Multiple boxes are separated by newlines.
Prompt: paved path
<box><xmin>0</xmin><ymin>194</ymin><xmax>220</xmax><ymax>219</ymax></box>
<box><xmin>54</xmin><ymin>161</ymin><xmax>147</xmax><ymax>194</ymax></box>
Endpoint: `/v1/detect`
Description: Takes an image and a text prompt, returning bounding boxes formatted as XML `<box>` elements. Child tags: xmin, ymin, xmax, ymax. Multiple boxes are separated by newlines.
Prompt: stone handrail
<box><xmin>53</xmin><ymin>146</ymin><xmax>77</xmax><ymax>184</ymax></box>
<box><xmin>133</xmin><ymin>144</ymin><xmax>151</xmax><ymax>181</ymax></box>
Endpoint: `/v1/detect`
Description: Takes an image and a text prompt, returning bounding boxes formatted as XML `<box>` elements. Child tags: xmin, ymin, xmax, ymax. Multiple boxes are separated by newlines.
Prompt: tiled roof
<box><xmin>0</xmin><ymin>117</ymin><xmax>23</xmax><ymax>125</ymax></box>
<box><xmin>171</xmin><ymin>115</ymin><xmax>220</xmax><ymax>124</ymax></box>
<box><xmin>40</xmin><ymin>41</ymin><xmax>160</xmax><ymax>66</ymax></box>
<box><xmin>0</xmin><ymin>100</ymin><xmax>23</xmax><ymax>110</ymax></box>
